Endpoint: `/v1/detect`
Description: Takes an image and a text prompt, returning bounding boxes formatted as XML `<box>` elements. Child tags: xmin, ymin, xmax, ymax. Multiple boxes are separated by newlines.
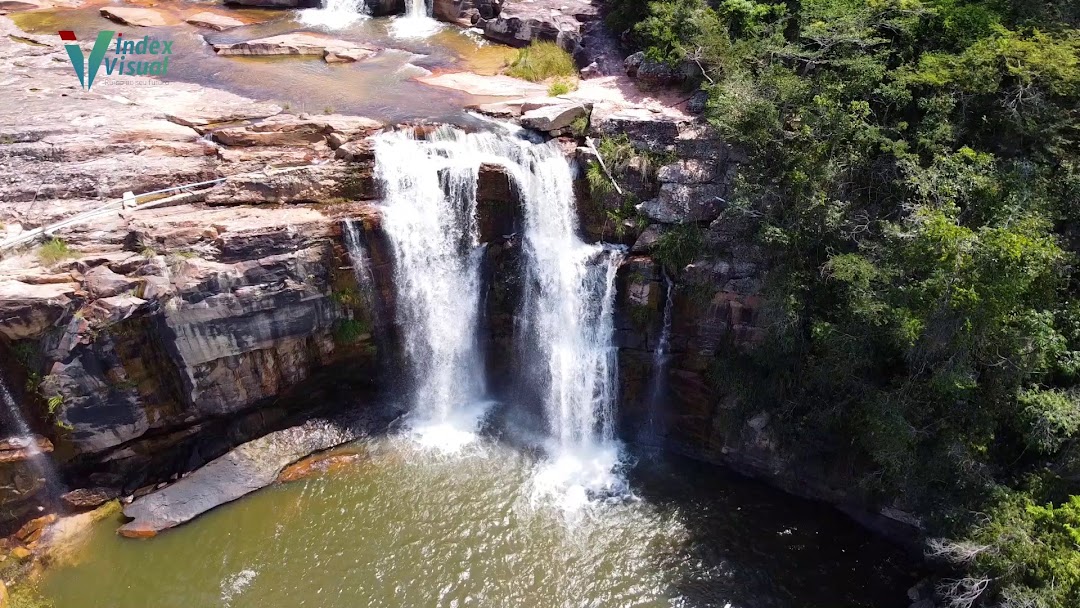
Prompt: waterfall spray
<box><xmin>299</xmin><ymin>0</ymin><xmax>369</xmax><ymax>29</ymax></box>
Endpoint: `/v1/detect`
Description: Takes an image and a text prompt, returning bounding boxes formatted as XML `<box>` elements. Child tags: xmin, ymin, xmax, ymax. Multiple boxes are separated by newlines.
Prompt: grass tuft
<box><xmin>507</xmin><ymin>42</ymin><xmax>577</xmax><ymax>83</ymax></box>
<box><xmin>37</xmin><ymin>238</ymin><xmax>74</xmax><ymax>266</ymax></box>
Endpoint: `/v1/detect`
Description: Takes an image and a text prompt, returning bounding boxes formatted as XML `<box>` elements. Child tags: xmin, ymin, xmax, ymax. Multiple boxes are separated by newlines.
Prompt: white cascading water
<box><xmin>299</xmin><ymin>0</ymin><xmax>369</xmax><ymax>29</ymax></box>
<box><xmin>511</xmin><ymin>140</ymin><xmax>628</xmax><ymax>510</ymax></box>
<box><xmin>342</xmin><ymin>219</ymin><xmax>376</xmax><ymax>305</ymax></box>
<box><xmin>375</xmin><ymin>125</ymin><xmax>626</xmax><ymax>505</ymax></box>
<box><xmin>389</xmin><ymin>0</ymin><xmax>442</xmax><ymax>38</ymax></box>
<box><xmin>0</xmin><ymin>373</ymin><xmax>34</xmax><ymax>440</ymax></box>
<box><xmin>0</xmin><ymin>372</ymin><xmax>55</xmax><ymax>484</ymax></box>
<box><xmin>642</xmin><ymin>272</ymin><xmax>674</xmax><ymax>445</ymax></box>
<box><xmin>375</xmin><ymin>127</ymin><xmax>490</xmax><ymax>450</ymax></box>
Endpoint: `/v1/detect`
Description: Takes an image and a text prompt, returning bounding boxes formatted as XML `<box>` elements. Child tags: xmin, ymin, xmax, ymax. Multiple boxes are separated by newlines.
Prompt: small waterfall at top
<box><xmin>389</xmin><ymin>0</ymin><xmax>442</xmax><ymax>38</ymax></box>
<box><xmin>641</xmin><ymin>272</ymin><xmax>674</xmax><ymax>446</ymax></box>
<box><xmin>375</xmin><ymin>127</ymin><xmax>489</xmax><ymax>449</ymax></box>
<box><xmin>298</xmin><ymin>0</ymin><xmax>369</xmax><ymax>29</ymax></box>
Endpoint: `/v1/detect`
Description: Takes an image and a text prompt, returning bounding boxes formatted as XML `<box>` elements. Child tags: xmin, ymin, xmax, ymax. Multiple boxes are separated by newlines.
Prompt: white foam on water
<box><xmin>529</xmin><ymin>442</ymin><xmax>631</xmax><ymax>515</ymax></box>
<box><xmin>220</xmin><ymin>568</ymin><xmax>259</xmax><ymax>606</ymax></box>
<box><xmin>406</xmin><ymin>400</ymin><xmax>495</xmax><ymax>455</ymax></box>
<box><xmin>298</xmin><ymin>0</ymin><xmax>370</xmax><ymax>29</ymax></box>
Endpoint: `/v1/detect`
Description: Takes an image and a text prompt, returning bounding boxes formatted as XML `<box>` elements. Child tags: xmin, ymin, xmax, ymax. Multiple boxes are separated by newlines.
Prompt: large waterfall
<box><xmin>513</xmin><ymin>141</ymin><xmax>627</xmax><ymax>507</ymax></box>
<box><xmin>373</xmin><ymin>125</ymin><xmax>627</xmax><ymax>502</ymax></box>
<box><xmin>375</xmin><ymin>128</ymin><xmax>488</xmax><ymax>443</ymax></box>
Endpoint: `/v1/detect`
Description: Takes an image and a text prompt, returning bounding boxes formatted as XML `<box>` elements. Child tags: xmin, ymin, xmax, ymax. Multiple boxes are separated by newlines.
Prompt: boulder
<box><xmin>82</xmin><ymin>266</ymin><xmax>137</xmax><ymax>299</ymax></box>
<box><xmin>61</xmin><ymin>487</ymin><xmax>120</xmax><ymax>510</ymax></box>
<box><xmin>592</xmin><ymin>107</ymin><xmax>683</xmax><ymax>152</ymax></box>
<box><xmin>639</xmin><ymin>183</ymin><xmax>729</xmax><ymax>224</ymax></box>
<box><xmin>119</xmin><ymin>420</ymin><xmax>356</xmax><ymax>537</ymax></box>
<box><xmin>99</xmin><ymin>7</ymin><xmax>169</xmax><ymax>27</ymax></box>
<box><xmin>83</xmin><ymin>295</ymin><xmax>146</xmax><ymax>328</ymax></box>
<box><xmin>164</xmin><ymin>103</ymin><xmax>283</xmax><ymax>130</ymax></box>
<box><xmin>0</xmin><ymin>280</ymin><xmax>76</xmax><ymax>341</ymax></box>
<box><xmin>656</xmin><ymin>159</ymin><xmax>719</xmax><ymax>185</ymax></box>
<box><xmin>624</xmin><ymin>51</ymin><xmax>692</xmax><ymax>89</ymax></box>
<box><xmin>185</xmin><ymin>11</ymin><xmax>246</xmax><ymax>31</ymax></box>
<box><xmin>212</xmin><ymin>34</ymin><xmax>378</xmax><ymax>63</ymax></box>
<box><xmin>631</xmin><ymin>224</ymin><xmax>665</xmax><ymax>253</ymax></box>
<box><xmin>477</xmin><ymin>0</ymin><xmax>597</xmax><ymax>50</ymax></box>
<box><xmin>520</xmin><ymin>103</ymin><xmax>587</xmax><ymax>132</ymax></box>
<box><xmin>0</xmin><ymin>436</ymin><xmax>54</xmax><ymax>464</ymax></box>
<box><xmin>0</xmin><ymin>0</ymin><xmax>45</xmax><ymax>9</ymax></box>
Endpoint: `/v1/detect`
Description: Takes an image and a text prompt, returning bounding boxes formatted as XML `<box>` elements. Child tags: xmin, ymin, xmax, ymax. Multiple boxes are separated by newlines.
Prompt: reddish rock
<box><xmin>15</xmin><ymin>513</ymin><xmax>57</xmax><ymax>544</ymax></box>
<box><xmin>61</xmin><ymin>487</ymin><xmax>120</xmax><ymax>510</ymax></box>
<box><xmin>277</xmin><ymin>451</ymin><xmax>363</xmax><ymax>483</ymax></box>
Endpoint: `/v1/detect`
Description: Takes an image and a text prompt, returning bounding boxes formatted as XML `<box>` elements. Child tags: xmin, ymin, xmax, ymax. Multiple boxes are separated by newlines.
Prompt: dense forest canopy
<box><xmin>606</xmin><ymin>1</ymin><xmax>1080</xmax><ymax>606</ymax></box>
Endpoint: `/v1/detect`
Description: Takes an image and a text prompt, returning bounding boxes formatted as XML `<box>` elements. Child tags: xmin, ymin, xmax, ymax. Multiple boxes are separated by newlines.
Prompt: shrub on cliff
<box><xmin>609</xmin><ymin>0</ymin><xmax>1080</xmax><ymax>605</ymax></box>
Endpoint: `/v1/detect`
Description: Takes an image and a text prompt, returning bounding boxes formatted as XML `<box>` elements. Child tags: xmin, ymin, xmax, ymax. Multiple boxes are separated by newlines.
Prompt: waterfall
<box><xmin>298</xmin><ymin>0</ymin><xmax>369</xmax><ymax>29</ymax></box>
<box><xmin>342</xmin><ymin>219</ymin><xmax>376</xmax><ymax>307</ymax></box>
<box><xmin>516</xmin><ymin>145</ymin><xmax>625</xmax><ymax>451</ymax></box>
<box><xmin>0</xmin><ymin>373</ymin><xmax>33</xmax><ymax>440</ymax></box>
<box><xmin>375</xmin><ymin>127</ymin><xmax>489</xmax><ymax>444</ymax></box>
<box><xmin>642</xmin><ymin>272</ymin><xmax>674</xmax><ymax>445</ymax></box>
<box><xmin>389</xmin><ymin>0</ymin><xmax>442</xmax><ymax>38</ymax></box>
<box><xmin>404</xmin><ymin>0</ymin><xmax>430</xmax><ymax>19</ymax></box>
<box><xmin>513</xmin><ymin>139</ymin><xmax>628</xmax><ymax>507</ymax></box>
<box><xmin>342</xmin><ymin>218</ymin><xmax>392</xmax><ymax>372</ymax></box>
<box><xmin>374</xmin><ymin>125</ymin><xmax>626</xmax><ymax>502</ymax></box>
<box><xmin>0</xmin><ymin>372</ymin><xmax>57</xmax><ymax>488</ymax></box>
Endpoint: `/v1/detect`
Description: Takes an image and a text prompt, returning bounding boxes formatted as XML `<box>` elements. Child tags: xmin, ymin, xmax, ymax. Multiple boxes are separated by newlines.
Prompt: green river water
<box><xmin>40</xmin><ymin>433</ymin><xmax>916</xmax><ymax>608</ymax></box>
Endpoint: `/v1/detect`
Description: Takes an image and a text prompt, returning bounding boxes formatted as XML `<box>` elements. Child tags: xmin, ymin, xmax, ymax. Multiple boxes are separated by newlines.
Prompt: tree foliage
<box><xmin>610</xmin><ymin>1</ymin><xmax>1080</xmax><ymax>605</ymax></box>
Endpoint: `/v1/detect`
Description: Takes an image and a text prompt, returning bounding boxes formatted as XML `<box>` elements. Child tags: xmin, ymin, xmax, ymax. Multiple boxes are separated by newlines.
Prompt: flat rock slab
<box><xmin>212</xmin><ymin>33</ymin><xmax>379</xmax><ymax>64</ymax></box>
<box><xmin>520</xmin><ymin>103</ymin><xmax>587</xmax><ymax>132</ymax></box>
<box><xmin>118</xmin><ymin>420</ymin><xmax>356</xmax><ymax>537</ymax></box>
<box><xmin>185</xmin><ymin>11</ymin><xmax>247</xmax><ymax>31</ymax></box>
<box><xmin>419</xmin><ymin>72</ymin><xmax>547</xmax><ymax>97</ymax></box>
<box><xmin>100</xmin><ymin>7</ymin><xmax>169</xmax><ymax>27</ymax></box>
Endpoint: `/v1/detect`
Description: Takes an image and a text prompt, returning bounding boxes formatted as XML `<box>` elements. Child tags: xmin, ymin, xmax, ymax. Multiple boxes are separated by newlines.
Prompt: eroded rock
<box><xmin>61</xmin><ymin>487</ymin><xmax>121</xmax><ymax>510</ymax></box>
<box><xmin>212</xmin><ymin>34</ymin><xmax>379</xmax><ymax>63</ymax></box>
<box><xmin>118</xmin><ymin>420</ymin><xmax>356</xmax><ymax>537</ymax></box>
<box><xmin>185</xmin><ymin>11</ymin><xmax>246</xmax><ymax>31</ymax></box>
<box><xmin>99</xmin><ymin>7</ymin><xmax>169</xmax><ymax>27</ymax></box>
<box><xmin>520</xmin><ymin>103</ymin><xmax>587</xmax><ymax>132</ymax></box>
<box><xmin>639</xmin><ymin>183</ymin><xmax>729</xmax><ymax>224</ymax></box>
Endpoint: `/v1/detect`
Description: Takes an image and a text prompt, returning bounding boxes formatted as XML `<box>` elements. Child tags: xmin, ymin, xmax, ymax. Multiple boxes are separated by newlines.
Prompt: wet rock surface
<box><xmin>99</xmin><ymin>7</ymin><xmax>170</xmax><ymax>27</ymax></box>
<box><xmin>184</xmin><ymin>11</ymin><xmax>246</xmax><ymax>31</ymax></box>
<box><xmin>212</xmin><ymin>34</ymin><xmax>380</xmax><ymax>63</ymax></box>
<box><xmin>118</xmin><ymin>418</ymin><xmax>358</xmax><ymax>537</ymax></box>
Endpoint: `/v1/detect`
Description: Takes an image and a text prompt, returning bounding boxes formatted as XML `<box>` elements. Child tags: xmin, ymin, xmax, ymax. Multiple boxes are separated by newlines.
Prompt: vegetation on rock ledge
<box><xmin>610</xmin><ymin>0</ymin><xmax>1080</xmax><ymax>606</ymax></box>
